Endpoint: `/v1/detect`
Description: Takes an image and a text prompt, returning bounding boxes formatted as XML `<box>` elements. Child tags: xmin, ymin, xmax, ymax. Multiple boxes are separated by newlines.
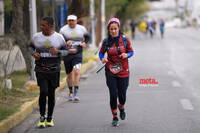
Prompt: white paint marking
<box><xmin>180</xmin><ymin>99</ymin><xmax>194</xmax><ymax>111</ymax></box>
<box><xmin>172</xmin><ymin>81</ymin><xmax>181</xmax><ymax>87</ymax></box>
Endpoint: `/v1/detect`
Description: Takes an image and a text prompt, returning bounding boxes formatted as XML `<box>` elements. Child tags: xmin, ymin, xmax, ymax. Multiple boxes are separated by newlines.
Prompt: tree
<box><xmin>68</xmin><ymin>0</ymin><xmax>85</xmax><ymax>17</ymax></box>
<box><xmin>108</xmin><ymin>0</ymin><xmax>149</xmax><ymax>27</ymax></box>
<box><xmin>10</xmin><ymin>0</ymin><xmax>32</xmax><ymax>75</ymax></box>
<box><xmin>23</xmin><ymin>0</ymin><xmax>30</xmax><ymax>40</ymax></box>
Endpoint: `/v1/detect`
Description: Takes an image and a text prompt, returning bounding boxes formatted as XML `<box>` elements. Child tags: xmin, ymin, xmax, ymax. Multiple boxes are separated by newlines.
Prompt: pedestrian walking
<box><xmin>159</xmin><ymin>19</ymin><xmax>165</xmax><ymax>38</ymax></box>
<box><xmin>29</xmin><ymin>16</ymin><xmax>75</xmax><ymax>128</ymax></box>
<box><xmin>147</xmin><ymin>21</ymin><xmax>154</xmax><ymax>38</ymax></box>
<box><xmin>151</xmin><ymin>19</ymin><xmax>157</xmax><ymax>33</ymax></box>
<box><xmin>98</xmin><ymin>18</ymin><xmax>134</xmax><ymax>126</ymax></box>
<box><xmin>130</xmin><ymin>19</ymin><xmax>137</xmax><ymax>39</ymax></box>
<box><xmin>59</xmin><ymin>15</ymin><xmax>90</xmax><ymax>102</ymax></box>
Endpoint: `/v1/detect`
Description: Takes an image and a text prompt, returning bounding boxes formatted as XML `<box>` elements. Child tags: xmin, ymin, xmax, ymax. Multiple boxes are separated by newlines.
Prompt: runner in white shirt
<box><xmin>29</xmin><ymin>16</ymin><xmax>75</xmax><ymax>128</ymax></box>
<box><xmin>59</xmin><ymin>15</ymin><xmax>90</xmax><ymax>102</ymax></box>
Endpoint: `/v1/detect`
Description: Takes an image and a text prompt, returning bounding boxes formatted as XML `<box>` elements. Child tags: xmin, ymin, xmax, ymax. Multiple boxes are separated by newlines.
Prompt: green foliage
<box><xmin>0</xmin><ymin>69</ymin><xmax>39</xmax><ymax>122</ymax></box>
<box><xmin>0</xmin><ymin>104</ymin><xmax>20</xmax><ymax>121</ymax></box>
<box><xmin>106</xmin><ymin>0</ymin><xmax>125</xmax><ymax>18</ymax></box>
<box><xmin>4</xmin><ymin>0</ymin><xmax>12</xmax><ymax>13</ymax></box>
<box><xmin>105</xmin><ymin>0</ymin><xmax>149</xmax><ymax>22</ymax></box>
<box><xmin>10</xmin><ymin>70</ymin><xmax>29</xmax><ymax>89</ymax></box>
<box><xmin>126</xmin><ymin>0</ymin><xmax>149</xmax><ymax>20</ymax></box>
<box><xmin>83</xmin><ymin>0</ymin><xmax>90</xmax><ymax>5</ymax></box>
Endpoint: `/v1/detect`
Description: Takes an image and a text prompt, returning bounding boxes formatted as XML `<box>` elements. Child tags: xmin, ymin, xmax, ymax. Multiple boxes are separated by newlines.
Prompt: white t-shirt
<box><xmin>33</xmin><ymin>32</ymin><xmax>66</xmax><ymax>50</ymax></box>
<box><xmin>59</xmin><ymin>24</ymin><xmax>88</xmax><ymax>42</ymax></box>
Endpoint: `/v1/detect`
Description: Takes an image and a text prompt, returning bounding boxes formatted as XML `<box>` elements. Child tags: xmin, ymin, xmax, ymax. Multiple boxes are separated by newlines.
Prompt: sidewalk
<box><xmin>0</xmin><ymin>56</ymin><xmax>98</xmax><ymax>133</ymax></box>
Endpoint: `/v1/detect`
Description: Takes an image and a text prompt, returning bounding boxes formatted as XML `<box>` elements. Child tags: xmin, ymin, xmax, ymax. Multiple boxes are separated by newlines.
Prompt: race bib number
<box><xmin>108</xmin><ymin>62</ymin><xmax>122</xmax><ymax>74</ymax></box>
<box><xmin>68</xmin><ymin>41</ymin><xmax>81</xmax><ymax>53</ymax></box>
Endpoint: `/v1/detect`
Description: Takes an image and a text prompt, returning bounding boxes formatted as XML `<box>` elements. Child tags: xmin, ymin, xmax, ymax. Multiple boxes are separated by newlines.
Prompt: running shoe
<box><xmin>68</xmin><ymin>93</ymin><xmax>74</xmax><ymax>101</ymax></box>
<box><xmin>118</xmin><ymin>105</ymin><xmax>126</xmax><ymax>120</ymax></box>
<box><xmin>37</xmin><ymin>116</ymin><xmax>45</xmax><ymax>128</ymax></box>
<box><xmin>112</xmin><ymin>117</ymin><xmax>119</xmax><ymax>127</ymax></box>
<box><xmin>46</xmin><ymin>117</ymin><xmax>54</xmax><ymax>127</ymax></box>
<box><xmin>119</xmin><ymin>110</ymin><xmax>126</xmax><ymax>120</ymax></box>
<box><xmin>73</xmin><ymin>93</ymin><xmax>80</xmax><ymax>102</ymax></box>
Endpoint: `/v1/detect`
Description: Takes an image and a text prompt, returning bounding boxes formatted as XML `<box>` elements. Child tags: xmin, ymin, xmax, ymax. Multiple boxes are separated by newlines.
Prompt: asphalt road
<box><xmin>10</xmin><ymin>28</ymin><xmax>200</xmax><ymax>133</ymax></box>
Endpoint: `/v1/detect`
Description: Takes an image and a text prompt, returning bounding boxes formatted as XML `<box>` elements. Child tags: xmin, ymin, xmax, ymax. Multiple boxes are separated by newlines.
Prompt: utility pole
<box><xmin>101</xmin><ymin>0</ymin><xmax>105</xmax><ymax>41</ymax></box>
<box><xmin>29</xmin><ymin>0</ymin><xmax>37</xmax><ymax>80</ymax></box>
<box><xmin>90</xmin><ymin>0</ymin><xmax>96</xmax><ymax>49</ymax></box>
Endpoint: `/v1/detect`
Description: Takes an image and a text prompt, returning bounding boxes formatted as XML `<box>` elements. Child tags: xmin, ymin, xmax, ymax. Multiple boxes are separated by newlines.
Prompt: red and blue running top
<box><xmin>99</xmin><ymin>34</ymin><xmax>134</xmax><ymax>77</ymax></box>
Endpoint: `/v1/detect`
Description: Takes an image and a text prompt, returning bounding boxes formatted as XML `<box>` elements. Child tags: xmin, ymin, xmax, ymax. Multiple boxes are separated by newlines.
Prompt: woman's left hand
<box><xmin>119</xmin><ymin>53</ymin><xmax>128</xmax><ymax>59</ymax></box>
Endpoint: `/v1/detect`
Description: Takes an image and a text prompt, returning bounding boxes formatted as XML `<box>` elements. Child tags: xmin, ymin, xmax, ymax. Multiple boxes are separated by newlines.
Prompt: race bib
<box><xmin>68</xmin><ymin>45</ymin><xmax>78</xmax><ymax>52</ymax></box>
<box><xmin>108</xmin><ymin>62</ymin><xmax>122</xmax><ymax>74</ymax></box>
<box><xmin>68</xmin><ymin>41</ymin><xmax>81</xmax><ymax>53</ymax></box>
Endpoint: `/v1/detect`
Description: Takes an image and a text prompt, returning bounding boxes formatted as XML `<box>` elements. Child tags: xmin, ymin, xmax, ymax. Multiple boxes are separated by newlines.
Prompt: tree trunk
<box><xmin>10</xmin><ymin>0</ymin><xmax>32</xmax><ymax>75</ymax></box>
<box><xmin>23</xmin><ymin>0</ymin><xmax>30</xmax><ymax>40</ymax></box>
<box><xmin>68</xmin><ymin>0</ymin><xmax>84</xmax><ymax>18</ymax></box>
<box><xmin>36</xmin><ymin>0</ymin><xmax>43</xmax><ymax>30</ymax></box>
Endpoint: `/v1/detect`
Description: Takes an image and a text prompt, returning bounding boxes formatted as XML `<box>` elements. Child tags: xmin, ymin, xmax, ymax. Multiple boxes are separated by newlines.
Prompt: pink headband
<box><xmin>107</xmin><ymin>18</ymin><xmax>120</xmax><ymax>26</ymax></box>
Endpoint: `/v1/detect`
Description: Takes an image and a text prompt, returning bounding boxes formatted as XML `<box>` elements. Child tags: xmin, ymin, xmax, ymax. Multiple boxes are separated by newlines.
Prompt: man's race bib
<box><xmin>68</xmin><ymin>45</ymin><xmax>78</xmax><ymax>53</ymax></box>
<box><xmin>68</xmin><ymin>41</ymin><xmax>81</xmax><ymax>53</ymax></box>
<box><xmin>108</xmin><ymin>62</ymin><xmax>122</xmax><ymax>74</ymax></box>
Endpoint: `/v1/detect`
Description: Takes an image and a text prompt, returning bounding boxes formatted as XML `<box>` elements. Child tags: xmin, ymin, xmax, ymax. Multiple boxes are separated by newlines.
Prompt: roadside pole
<box><xmin>29</xmin><ymin>0</ymin><xmax>37</xmax><ymax>80</ymax></box>
<box><xmin>90</xmin><ymin>0</ymin><xmax>96</xmax><ymax>49</ymax></box>
<box><xmin>101</xmin><ymin>0</ymin><xmax>105</xmax><ymax>41</ymax></box>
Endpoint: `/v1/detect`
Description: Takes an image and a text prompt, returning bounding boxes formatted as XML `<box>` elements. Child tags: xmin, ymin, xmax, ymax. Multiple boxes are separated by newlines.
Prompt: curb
<box><xmin>0</xmin><ymin>57</ymin><xmax>98</xmax><ymax>133</ymax></box>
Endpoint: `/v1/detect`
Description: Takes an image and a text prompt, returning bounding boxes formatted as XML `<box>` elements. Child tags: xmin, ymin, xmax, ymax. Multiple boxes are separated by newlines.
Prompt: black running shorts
<box><xmin>63</xmin><ymin>54</ymin><xmax>82</xmax><ymax>74</ymax></box>
<box><xmin>36</xmin><ymin>72</ymin><xmax>60</xmax><ymax>89</ymax></box>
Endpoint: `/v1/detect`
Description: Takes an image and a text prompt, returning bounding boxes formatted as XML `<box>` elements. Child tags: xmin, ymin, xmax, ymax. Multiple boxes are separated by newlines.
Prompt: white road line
<box><xmin>172</xmin><ymin>81</ymin><xmax>181</xmax><ymax>87</ymax></box>
<box><xmin>180</xmin><ymin>99</ymin><xmax>194</xmax><ymax>111</ymax></box>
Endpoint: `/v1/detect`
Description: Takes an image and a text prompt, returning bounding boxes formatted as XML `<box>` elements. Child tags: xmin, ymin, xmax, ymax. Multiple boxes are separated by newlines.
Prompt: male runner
<box><xmin>59</xmin><ymin>15</ymin><xmax>90</xmax><ymax>101</ymax></box>
<box><xmin>29</xmin><ymin>16</ymin><xmax>75</xmax><ymax>127</ymax></box>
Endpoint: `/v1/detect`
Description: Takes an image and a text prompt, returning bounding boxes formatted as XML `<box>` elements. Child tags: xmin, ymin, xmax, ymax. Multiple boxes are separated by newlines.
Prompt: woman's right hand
<box><xmin>101</xmin><ymin>58</ymin><xmax>108</xmax><ymax>64</ymax></box>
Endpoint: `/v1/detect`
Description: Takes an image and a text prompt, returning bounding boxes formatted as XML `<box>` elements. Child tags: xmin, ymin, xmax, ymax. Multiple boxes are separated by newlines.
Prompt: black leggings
<box><xmin>36</xmin><ymin>72</ymin><xmax>59</xmax><ymax>117</ymax></box>
<box><xmin>106</xmin><ymin>73</ymin><xmax>129</xmax><ymax>110</ymax></box>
